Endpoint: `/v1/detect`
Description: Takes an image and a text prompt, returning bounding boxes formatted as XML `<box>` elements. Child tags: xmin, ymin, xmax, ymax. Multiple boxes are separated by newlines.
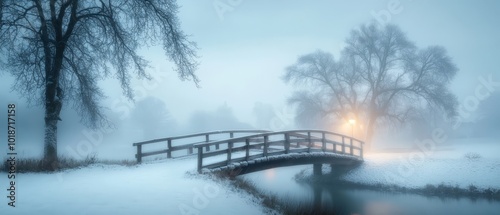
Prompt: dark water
<box><xmin>240</xmin><ymin>165</ymin><xmax>500</xmax><ymax>215</ymax></box>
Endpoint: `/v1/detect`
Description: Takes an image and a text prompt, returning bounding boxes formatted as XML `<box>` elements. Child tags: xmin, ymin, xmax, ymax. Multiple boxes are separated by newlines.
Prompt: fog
<box><xmin>1</xmin><ymin>0</ymin><xmax>499</xmax><ymax>161</ymax></box>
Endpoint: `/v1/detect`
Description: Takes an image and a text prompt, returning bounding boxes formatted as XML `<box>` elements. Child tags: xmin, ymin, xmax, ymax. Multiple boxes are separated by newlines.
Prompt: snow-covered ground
<box><xmin>341</xmin><ymin>138</ymin><xmax>500</xmax><ymax>189</ymax></box>
<box><xmin>0</xmin><ymin>157</ymin><xmax>274</xmax><ymax>215</ymax></box>
<box><xmin>1</xmin><ymin>138</ymin><xmax>499</xmax><ymax>214</ymax></box>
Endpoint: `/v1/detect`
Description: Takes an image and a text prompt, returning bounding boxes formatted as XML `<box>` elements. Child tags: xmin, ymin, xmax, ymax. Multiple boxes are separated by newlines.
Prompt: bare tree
<box><xmin>252</xmin><ymin>102</ymin><xmax>275</xmax><ymax>129</ymax></box>
<box><xmin>283</xmin><ymin>23</ymin><xmax>458</xmax><ymax>149</ymax></box>
<box><xmin>0</xmin><ymin>0</ymin><xmax>198</xmax><ymax>170</ymax></box>
<box><xmin>186</xmin><ymin>104</ymin><xmax>253</xmax><ymax>132</ymax></box>
<box><xmin>130</xmin><ymin>96</ymin><xmax>177</xmax><ymax>139</ymax></box>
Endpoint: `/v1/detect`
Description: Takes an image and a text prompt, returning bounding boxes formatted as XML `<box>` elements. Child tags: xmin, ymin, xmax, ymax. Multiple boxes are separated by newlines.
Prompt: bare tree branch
<box><xmin>284</xmin><ymin>22</ymin><xmax>458</xmax><ymax>147</ymax></box>
<box><xmin>1</xmin><ymin>0</ymin><xmax>199</xmax><ymax>169</ymax></box>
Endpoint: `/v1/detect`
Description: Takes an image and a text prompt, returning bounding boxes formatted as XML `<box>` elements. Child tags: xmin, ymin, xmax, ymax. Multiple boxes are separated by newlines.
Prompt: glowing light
<box><xmin>348</xmin><ymin>119</ymin><xmax>356</xmax><ymax>137</ymax></box>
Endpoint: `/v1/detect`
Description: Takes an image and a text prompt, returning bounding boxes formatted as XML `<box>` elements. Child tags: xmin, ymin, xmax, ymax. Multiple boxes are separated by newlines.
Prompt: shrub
<box><xmin>424</xmin><ymin>184</ymin><xmax>436</xmax><ymax>194</ymax></box>
<box><xmin>452</xmin><ymin>185</ymin><xmax>462</xmax><ymax>195</ymax></box>
<box><xmin>464</xmin><ymin>152</ymin><xmax>482</xmax><ymax>160</ymax></box>
<box><xmin>84</xmin><ymin>153</ymin><xmax>98</xmax><ymax>165</ymax></box>
<box><xmin>468</xmin><ymin>184</ymin><xmax>479</xmax><ymax>194</ymax></box>
<box><xmin>2</xmin><ymin>155</ymin><xmax>136</xmax><ymax>173</ymax></box>
<box><xmin>484</xmin><ymin>188</ymin><xmax>494</xmax><ymax>197</ymax></box>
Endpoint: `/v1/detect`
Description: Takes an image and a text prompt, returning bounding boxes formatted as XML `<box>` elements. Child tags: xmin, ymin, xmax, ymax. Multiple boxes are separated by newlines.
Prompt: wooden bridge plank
<box><xmin>288</xmin><ymin>148</ymin><xmax>310</xmax><ymax>153</ymax></box>
<box><xmin>140</xmin><ymin>149</ymin><xmax>170</xmax><ymax>157</ymax></box>
<box><xmin>267</xmin><ymin>140</ymin><xmax>286</xmax><ymax>146</ymax></box>
<box><xmin>266</xmin><ymin>150</ymin><xmax>285</xmax><ymax>157</ymax></box>
<box><xmin>201</xmin><ymin>148</ymin><xmax>229</xmax><ymax>158</ymax></box>
<box><xmin>203</xmin><ymin>161</ymin><xmax>228</xmax><ymax>169</ymax></box>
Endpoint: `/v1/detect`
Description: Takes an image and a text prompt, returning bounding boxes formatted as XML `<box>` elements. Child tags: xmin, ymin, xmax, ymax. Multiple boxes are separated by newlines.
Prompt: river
<box><xmin>240</xmin><ymin>165</ymin><xmax>500</xmax><ymax>215</ymax></box>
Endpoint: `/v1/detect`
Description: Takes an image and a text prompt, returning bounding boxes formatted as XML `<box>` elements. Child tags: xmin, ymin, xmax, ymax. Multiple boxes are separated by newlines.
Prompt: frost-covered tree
<box><xmin>186</xmin><ymin>104</ymin><xmax>253</xmax><ymax>132</ymax></box>
<box><xmin>252</xmin><ymin>102</ymin><xmax>275</xmax><ymax>129</ymax></box>
<box><xmin>0</xmin><ymin>0</ymin><xmax>198</xmax><ymax>170</ymax></box>
<box><xmin>130</xmin><ymin>97</ymin><xmax>177</xmax><ymax>139</ymax></box>
<box><xmin>283</xmin><ymin>23</ymin><xmax>458</xmax><ymax>149</ymax></box>
<box><xmin>470</xmin><ymin>91</ymin><xmax>500</xmax><ymax>137</ymax></box>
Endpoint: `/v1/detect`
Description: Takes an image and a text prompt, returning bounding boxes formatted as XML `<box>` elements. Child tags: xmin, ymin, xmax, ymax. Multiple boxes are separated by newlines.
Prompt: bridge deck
<box><xmin>194</xmin><ymin>130</ymin><xmax>364</xmax><ymax>174</ymax></box>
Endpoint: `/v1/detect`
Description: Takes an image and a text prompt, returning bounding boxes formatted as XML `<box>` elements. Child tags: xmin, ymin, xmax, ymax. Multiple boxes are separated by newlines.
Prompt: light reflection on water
<box><xmin>264</xmin><ymin>168</ymin><xmax>275</xmax><ymax>181</ymax></box>
<box><xmin>240</xmin><ymin>165</ymin><xmax>500</xmax><ymax>215</ymax></box>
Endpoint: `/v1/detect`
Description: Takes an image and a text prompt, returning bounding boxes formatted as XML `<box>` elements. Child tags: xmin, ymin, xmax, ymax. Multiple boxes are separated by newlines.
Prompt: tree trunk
<box><xmin>365</xmin><ymin>122</ymin><xmax>375</xmax><ymax>151</ymax></box>
<box><xmin>42</xmin><ymin>27</ymin><xmax>66</xmax><ymax>170</ymax></box>
<box><xmin>43</xmin><ymin>81</ymin><xmax>62</xmax><ymax>170</ymax></box>
<box><xmin>44</xmin><ymin>115</ymin><xmax>59</xmax><ymax>170</ymax></box>
<box><xmin>364</xmin><ymin>114</ymin><xmax>377</xmax><ymax>152</ymax></box>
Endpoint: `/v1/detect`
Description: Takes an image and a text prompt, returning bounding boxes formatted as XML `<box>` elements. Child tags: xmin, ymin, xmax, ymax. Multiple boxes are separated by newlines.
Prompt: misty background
<box><xmin>1</xmin><ymin>0</ymin><xmax>499</xmax><ymax>160</ymax></box>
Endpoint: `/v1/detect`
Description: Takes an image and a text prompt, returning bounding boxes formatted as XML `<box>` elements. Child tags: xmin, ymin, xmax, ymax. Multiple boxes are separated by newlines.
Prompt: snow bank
<box><xmin>0</xmin><ymin>157</ymin><xmax>272</xmax><ymax>215</ymax></box>
<box><xmin>341</xmin><ymin>154</ymin><xmax>500</xmax><ymax>189</ymax></box>
<box><xmin>340</xmin><ymin>139</ymin><xmax>500</xmax><ymax>189</ymax></box>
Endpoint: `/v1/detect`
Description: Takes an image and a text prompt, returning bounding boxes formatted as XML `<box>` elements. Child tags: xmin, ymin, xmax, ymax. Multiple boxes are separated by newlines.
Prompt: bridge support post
<box><xmin>263</xmin><ymin>135</ymin><xmax>268</xmax><ymax>157</ymax></box>
<box><xmin>245</xmin><ymin>139</ymin><xmax>250</xmax><ymax>161</ymax></box>
<box><xmin>197</xmin><ymin>147</ymin><xmax>203</xmax><ymax>173</ymax></box>
<box><xmin>167</xmin><ymin>140</ymin><xmax>172</xmax><ymax>158</ymax></box>
<box><xmin>284</xmin><ymin>133</ymin><xmax>290</xmax><ymax>154</ymax></box>
<box><xmin>360</xmin><ymin>142</ymin><xmax>364</xmax><ymax>159</ymax></box>
<box><xmin>342</xmin><ymin>136</ymin><xmax>346</xmax><ymax>154</ymax></box>
<box><xmin>307</xmin><ymin>132</ymin><xmax>312</xmax><ymax>153</ymax></box>
<box><xmin>313</xmin><ymin>163</ymin><xmax>322</xmax><ymax>175</ymax></box>
<box><xmin>321</xmin><ymin>133</ymin><xmax>326</xmax><ymax>152</ymax></box>
<box><xmin>350</xmin><ymin>138</ymin><xmax>353</xmax><ymax>155</ymax></box>
<box><xmin>205</xmin><ymin>135</ymin><xmax>210</xmax><ymax>151</ymax></box>
<box><xmin>227</xmin><ymin>142</ymin><xmax>233</xmax><ymax>165</ymax></box>
<box><xmin>136</xmin><ymin>145</ymin><xmax>142</xmax><ymax>163</ymax></box>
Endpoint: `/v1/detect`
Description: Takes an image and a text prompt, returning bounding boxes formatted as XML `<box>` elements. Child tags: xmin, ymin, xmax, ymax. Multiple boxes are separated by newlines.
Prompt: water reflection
<box><xmin>264</xmin><ymin>168</ymin><xmax>276</xmax><ymax>180</ymax></box>
<box><xmin>240</xmin><ymin>165</ymin><xmax>500</xmax><ymax>215</ymax></box>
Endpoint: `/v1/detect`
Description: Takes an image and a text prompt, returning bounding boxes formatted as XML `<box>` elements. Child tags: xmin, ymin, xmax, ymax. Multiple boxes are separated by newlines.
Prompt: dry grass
<box><xmin>1</xmin><ymin>154</ymin><xmax>136</xmax><ymax>173</ymax></box>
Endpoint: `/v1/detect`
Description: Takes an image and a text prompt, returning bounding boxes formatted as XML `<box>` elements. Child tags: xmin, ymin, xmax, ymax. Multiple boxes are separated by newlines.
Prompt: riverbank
<box><xmin>292</xmin><ymin>138</ymin><xmax>500</xmax><ymax>200</ymax></box>
<box><xmin>230</xmin><ymin>164</ymin><xmax>500</xmax><ymax>215</ymax></box>
<box><xmin>235</xmin><ymin>138</ymin><xmax>500</xmax><ymax>214</ymax></box>
<box><xmin>336</xmin><ymin>150</ymin><xmax>500</xmax><ymax>191</ymax></box>
<box><xmin>294</xmin><ymin>170</ymin><xmax>500</xmax><ymax>201</ymax></box>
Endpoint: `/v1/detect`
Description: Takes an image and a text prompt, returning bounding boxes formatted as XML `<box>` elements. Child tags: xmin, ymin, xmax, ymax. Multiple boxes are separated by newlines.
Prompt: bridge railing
<box><xmin>132</xmin><ymin>130</ymin><xmax>270</xmax><ymax>162</ymax></box>
<box><xmin>194</xmin><ymin>130</ymin><xmax>364</xmax><ymax>173</ymax></box>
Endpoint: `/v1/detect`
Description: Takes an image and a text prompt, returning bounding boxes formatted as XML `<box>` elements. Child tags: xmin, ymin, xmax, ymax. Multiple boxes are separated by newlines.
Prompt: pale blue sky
<box><xmin>138</xmin><ymin>0</ymin><xmax>500</xmax><ymax>123</ymax></box>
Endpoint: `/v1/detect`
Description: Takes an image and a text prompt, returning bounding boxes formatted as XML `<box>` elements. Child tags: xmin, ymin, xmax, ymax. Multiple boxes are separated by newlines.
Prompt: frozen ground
<box><xmin>340</xmin><ymin>138</ymin><xmax>500</xmax><ymax>189</ymax></box>
<box><xmin>0</xmin><ymin>157</ymin><xmax>275</xmax><ymax>215</ymax></box>
<box><xmin>1</xmin><ymin>138</ymin><xmax>498</xmax><ymax>214</ymax></box>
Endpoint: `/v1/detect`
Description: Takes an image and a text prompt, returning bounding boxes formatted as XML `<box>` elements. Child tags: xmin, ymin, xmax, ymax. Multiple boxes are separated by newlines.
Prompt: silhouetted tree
<box><xmin>130</xmin><ymin>96</ymin><xmax>177</xmax><ymax>139</ymax></box>
<box><xmin>252</xmin><ymin>102</ymin><xmax>275</xmax><ymax>129</ymax></box>
<box><xmin>0</xmin><ymin>0</ymin><xmax>198</xmax><ymax>169</ymax></box>
<box><xmin>470</xmin><ymin>91</ymin><xmax>500</xmax><ymax>137</ymax></box>
<box><xmin>186</xmin><ymin>104</ymin><xmax>253</xmax><ymax>132</ymax></box>
<box><xmin>284</xmin><ymin>23</ymin><xmax>458</xmax><ymax>149</ymax></box>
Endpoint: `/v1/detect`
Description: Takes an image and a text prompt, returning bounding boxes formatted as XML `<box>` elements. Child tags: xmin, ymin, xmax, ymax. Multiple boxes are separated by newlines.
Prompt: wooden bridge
<box><xmin>133</xmin><ymin>129</ymin><xmax>364</xmax><ymax>176</ymax></box>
